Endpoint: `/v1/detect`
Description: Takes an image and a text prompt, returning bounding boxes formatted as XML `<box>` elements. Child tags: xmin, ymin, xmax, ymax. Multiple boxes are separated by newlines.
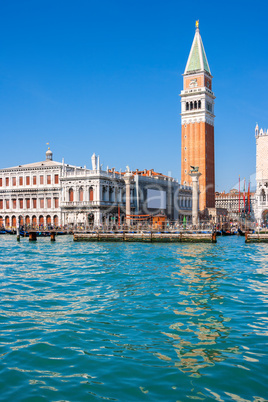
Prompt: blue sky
<box><xmin>0</xmin><ymin>0</ymin><xmax>267</xmax><ymax>191</ymax></box>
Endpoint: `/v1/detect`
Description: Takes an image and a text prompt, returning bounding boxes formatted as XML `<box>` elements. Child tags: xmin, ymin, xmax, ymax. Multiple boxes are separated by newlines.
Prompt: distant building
<box><xmin>180</xmin><ymin>21</ymin><xmax>215</xmax><ymax>211</ymax></box>
<box><xmin>215</xmin><ymin>189</ymin><xmax>255</xmax><ymax>220</ymax></box>
<box><xmin>254</xmin><ymin>124</ymin><xmax>268</xmax><ymax>225</ymax></box>
<box><xmin>0</xmin><ymin>148</ymin><xmax>192</xmax><ymax>228</ymax></box>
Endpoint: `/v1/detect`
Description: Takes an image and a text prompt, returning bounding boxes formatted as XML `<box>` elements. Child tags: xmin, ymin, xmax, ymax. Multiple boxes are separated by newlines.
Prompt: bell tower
<box><xmin>180</xmin><ymin>21</ymin><xmax>215</xmax><ymax>210</ymax></box>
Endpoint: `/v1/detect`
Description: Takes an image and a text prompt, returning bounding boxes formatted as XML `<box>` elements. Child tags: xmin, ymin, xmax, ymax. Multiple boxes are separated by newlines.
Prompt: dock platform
<box><xmin>73</xmin><ymin>231</ymin><xmax>217</xmax><ymax>243</ymax></box>
<box><xmin>245</xmin><ymin>233</ymin><xmax>268</xmax><ymax>243</ymax></box>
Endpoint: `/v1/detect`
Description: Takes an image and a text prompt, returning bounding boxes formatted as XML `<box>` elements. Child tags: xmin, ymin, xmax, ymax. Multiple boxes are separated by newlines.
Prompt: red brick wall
<box><xmin>181</xmin><ymin>121</ymin><xmax>215</xmax><ymax>211</ymax></box>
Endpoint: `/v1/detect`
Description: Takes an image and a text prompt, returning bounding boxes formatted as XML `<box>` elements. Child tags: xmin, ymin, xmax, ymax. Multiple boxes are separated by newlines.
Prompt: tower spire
<box><xmin>184</xmin><ymin>21</ymin><xmax>211</xmax><ymax>75</ymax></box>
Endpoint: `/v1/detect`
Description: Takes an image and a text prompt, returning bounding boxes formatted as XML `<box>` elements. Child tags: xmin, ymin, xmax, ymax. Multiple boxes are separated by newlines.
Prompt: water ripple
<box><xmin>0</xmin><ymin>235</ymin><xmax>268</xmax><ymax>401</ymax></box>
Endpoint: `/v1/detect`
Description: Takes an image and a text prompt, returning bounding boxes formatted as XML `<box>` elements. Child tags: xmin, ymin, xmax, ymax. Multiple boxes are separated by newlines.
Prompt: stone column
<box><xmin>95</xmin><ymin>181</ymin><xmax>101</xmax><ymax>204</ymax></box>
<box><xmin>94</xmin><ymin>210</ymin><xmax>102</xmax><ymax>227</ymax></box>
<box><xmin>189</xmin><ymin>170</ymin><xmax>202</xmax><ymax>228</ymax></box>
<box><xmin>75</xmin><ymin>186</ymin><xmax>79</xmax><ymax>202</ymax></box>
<box><xmin>84</xmin><ymin>186</ymin><xmax>88</xmax><ymax>202</ymax></box>
<box><xmin>93</xmin><ymin>180</ymin><xmax>102</xmax><ymax>227</ymax></box>
<box><xmin>123</xmin><ymin>170</ymin><xmax>133</xmax><ymax>227</ymax></box>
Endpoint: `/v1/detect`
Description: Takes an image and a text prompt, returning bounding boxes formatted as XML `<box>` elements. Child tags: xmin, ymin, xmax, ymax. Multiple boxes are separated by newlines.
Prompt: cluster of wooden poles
<box><xmin>16</xmin><ymin>229</ymin><xmax>56</xmax><ymax>242</ymax></box>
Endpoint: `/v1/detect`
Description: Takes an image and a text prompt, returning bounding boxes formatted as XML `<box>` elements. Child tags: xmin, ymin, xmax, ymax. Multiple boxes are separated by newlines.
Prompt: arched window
<box><xmin>5</xmin><ymin>216</ymin><xmax>10</xmax><ymax>227</ymax></box>
<box><xmin>12</xmin><ymin>216</ymin><xmax>16</xmax><ymax>227</ymax></box>
<box><xmin>88</xmin><ymin>213</ymin><xmax>94</xmax><ymax>224</ymax></box>
<box><xmin>46</xmin><ymin>215</ymin><xmax>51</xmax><ymax>226</ymax></box>
<box><xmin>53</xmin><ymin>215</ymin><xmax>59</xmax><ymax>227</ymax></box>
<box><xmin>69</xmin><ymin>188</ymin><xmax>74</xmax><ymax>202</ymax></box>
<box><xmin>19</xmin><ymin>216</ymin><xmax>23</xmax><ymax>226</ymax></box>
<box><xmin>32</xmin><ymin>216</ymin><xmax>37</xmax><ymax>226</ymax></box>
<box><xmin>79</xmin><ymin>187</ymin><xmax>83</xmax><ymax>202</ymax></box>
<box><xmin>198</xmin><ymin>100</ymin><xmax>201</xmax><ymax>109</ymax></box>
<box><xmin>89</xmin><ymin>187</ymin><xmax>94</xmax><ymax>202</ymax></box>
<box><xmin>194</xmin><ymin>101</ymin><xmax>197</xmax><ymax>109</ymax></box>
<box><xmin>103</xmin><ymin>187</ymin><xmax>107</xmax><ymax>201</ymax></box>
<box><xmin>39</xmin><ymin>215</ymin><xmax>44</xmax><ymax>226</ymax></box>
<box><xmin>109</xmin><ymin>188</ymin><xmax>114</xmax><ymax>202</ymax></box>
<box><xmin>186</xmin><ymin>102</ymin><xmax>189</xmax><ymax>111</ymax></box>
<box><xmin>190</xmin><ymin>102</ymin><xmax>193</xmax><ymax>110</ymax></box>
<box><xmin>0</xmin><ymin>216</ymin><xmax>3</xmax><ymax>227</ymax></box>
<box><xmin>261</xmin><ymin>189</ymin><xmax>266</xmax><ymax>202</ymax></box>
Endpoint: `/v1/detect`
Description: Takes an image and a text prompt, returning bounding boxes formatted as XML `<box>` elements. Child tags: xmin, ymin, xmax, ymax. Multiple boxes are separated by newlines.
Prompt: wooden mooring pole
<box><xmin>29</xmin><ymin>232</ymin><xmax>37</xmax><ymax>241</ymax></box>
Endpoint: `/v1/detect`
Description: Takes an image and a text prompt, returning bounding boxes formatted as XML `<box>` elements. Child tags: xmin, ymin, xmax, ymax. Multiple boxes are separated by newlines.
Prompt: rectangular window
<box><xmin>47</xmin><ymin>198</ymin><xmax>51</xmax><ymax>208</ymax></box>
<box><xmin>26</xmin><ymin>199</ymin><xmax>30</xmax><ymax>209</ymax></box>
<box><xmin>54</xmin><ymin>198</ymin><xmax>59</xmax><ymax>208</ymax></box>
<box><xmin>33</xmin><ymin>176</ymin><xmax>37</xmax><ymax>185</ymax></box>
<box><xmin>26</xmin><ymin>176</ymin><xmax>30</xmax><ymax>185</ymax></box>
<box><xmin>19</xmin><ymin>176</ymin><xmax>23</xmax><ymax>186</ymax></box>
<box><xmin>40</xmin><ymin>198</ymin><xmax>44</xmax><ymax>208</ymax></box>
<box><xmin>47</xmin><ymin>175</ymin><xmax>51</xmax><ymax>185</ymax></box>
<box><xmin>40</xmin><ymin>175</ymin><xmax>44</xmax><ymax>185</ymax></box>
<box><xmin>6</xmin><ymin>177</ymin><xmax>9</xmax><ymax>186</ymax></box>
<box><xmin>6</xmin><ymin>200</ymin><xmax>10</xmax><ymax>209</ymax></box>
<box><xmin>0</xmin><ymin>200</ymin><xmax>3</xmax><ymax>209</ymax></box>
<box><xmin>33</xmin><ymin>198</ymin><xmax>37</xmax><ymax>209</ymax></box>
<box><xmin>54</xmin><ymin>174</ymin><xmax>59</xmax><ymax>184</ymax></box>
<box><xmin>12</xmin><ymin>177</ymin><xmax>16</xmax><ymax>186</ymax></box>
<box><xmin>12</xmin><ymin>199</ymin><xmax>16</xmax><ymax>209</ymax></box>
<box><xmin>0</xmin><ymin>178</ymin><xmax>2</xmax><ymax>187</ymax></box>
<box><xmin>19</xmin><ymin>199</ymin><xmax>23</xmax><ymax>209</ymax></box>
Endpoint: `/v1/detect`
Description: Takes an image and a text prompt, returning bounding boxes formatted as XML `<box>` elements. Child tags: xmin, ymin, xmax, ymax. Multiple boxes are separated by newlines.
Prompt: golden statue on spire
<box><xmin>195</xmin><ymin>20</ymin><xmax>199</xmax><ymax>29</ymax></box>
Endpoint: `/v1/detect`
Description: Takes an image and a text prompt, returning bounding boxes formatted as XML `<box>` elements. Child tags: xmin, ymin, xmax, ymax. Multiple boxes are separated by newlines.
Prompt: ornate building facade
<box><xmin>0</xmin><ymin>149</ymin><xmax>192</xmax><ymax>228</ymax></box>
<box><xmin>180</xmin><ymin>21</ymin><xmax>215</xmax><ymax>211</ymax></box>
<box><xmin>254</xmin><ymin>124</ymin><xmax>268</xmax><ymax>225</ymax></box>
<box><xmin>0</xmin><ymin>148</ymin><xmax>62</xmax><ymax>228</ymax></box>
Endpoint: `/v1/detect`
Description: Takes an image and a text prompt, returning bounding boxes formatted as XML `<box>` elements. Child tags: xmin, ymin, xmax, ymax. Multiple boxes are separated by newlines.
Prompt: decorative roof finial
<box><xmin>195</xmin><ymin>20</ymin><xmax>199</xmax><ymax>29</ymax></box>
<box><xmin>46</xmin><ymin>143</ymin><xmax>53</xmax><ymax>160</ymax></box>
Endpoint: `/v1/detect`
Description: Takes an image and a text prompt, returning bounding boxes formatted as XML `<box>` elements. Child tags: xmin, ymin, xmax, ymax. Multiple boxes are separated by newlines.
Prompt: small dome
<box><xmin>46</xmin><ymin>147</ymin><xmax>53</xmax><ymax>161</ymax></box>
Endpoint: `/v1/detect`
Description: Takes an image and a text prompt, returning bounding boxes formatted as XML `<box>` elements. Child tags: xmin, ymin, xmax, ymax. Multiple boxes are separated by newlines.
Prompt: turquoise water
<box><xmin>0</xmin><ymin>235</ymin><xmax>268</xmax><ymax>402</ymax></box>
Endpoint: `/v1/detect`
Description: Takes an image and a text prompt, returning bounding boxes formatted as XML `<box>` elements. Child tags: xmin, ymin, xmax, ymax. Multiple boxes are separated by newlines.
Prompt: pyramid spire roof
<box><xmin>184</xmin><ymin>21</ymin><xmax>211</xmax><ymax>75</ymax></box>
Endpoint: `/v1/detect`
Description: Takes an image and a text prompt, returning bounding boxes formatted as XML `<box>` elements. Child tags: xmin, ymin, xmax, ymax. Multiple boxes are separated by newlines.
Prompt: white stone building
<box><xmin>0</xmin><ymin>148</ymin><xmax>63</xmax><ymax>228</ymax></box>
<box><xmin>254</xmin><ymin>124</ymin><xmax>268</xmax><ymax>225</ymax></box>
<box><xmin>0</xmin><ymin>148</ymin><xmax>192</xmax><ymax>229</ymax></box>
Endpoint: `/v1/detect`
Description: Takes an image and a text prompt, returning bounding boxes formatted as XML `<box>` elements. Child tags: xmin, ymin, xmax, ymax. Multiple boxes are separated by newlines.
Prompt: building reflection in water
<box><xmin>158</xmin><ymin>245</ymin><xmax>240</xmax><ymax>378</ymax></box>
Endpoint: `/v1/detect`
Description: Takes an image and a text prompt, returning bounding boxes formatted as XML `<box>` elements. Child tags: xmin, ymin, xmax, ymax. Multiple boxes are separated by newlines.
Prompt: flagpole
<box><xmin>239</xmin><ymin>175</ymin><xmax>240</xmax><ymax>214</ymax></box>
<box><xmin>243</xmin><ymin>178</ymin><xmax>246</xmax><ymax>213</ymax></box>
<box><xmin>248</xmin><ymin>181</ymin><xmax>251</xmax><ymax>214</ymax></box>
